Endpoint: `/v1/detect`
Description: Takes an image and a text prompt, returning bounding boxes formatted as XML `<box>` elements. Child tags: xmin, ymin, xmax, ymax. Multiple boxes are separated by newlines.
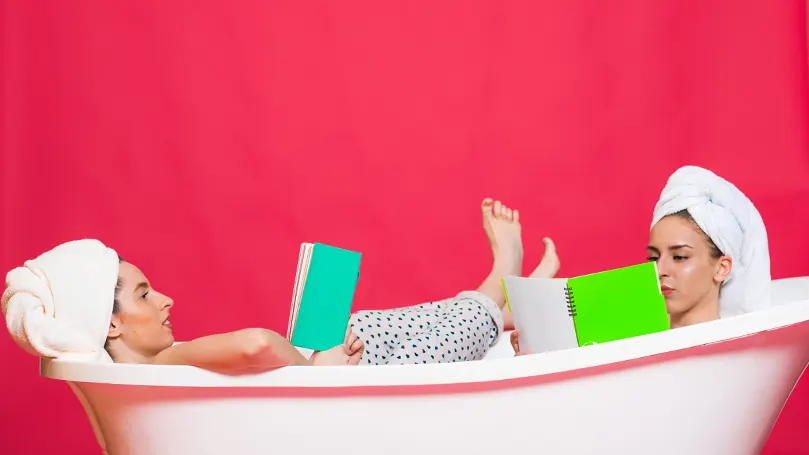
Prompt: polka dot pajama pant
<box><xmin>348</xmin><ymin>291</ymin><xmax>505</xmax><ymax>365</ymax></box>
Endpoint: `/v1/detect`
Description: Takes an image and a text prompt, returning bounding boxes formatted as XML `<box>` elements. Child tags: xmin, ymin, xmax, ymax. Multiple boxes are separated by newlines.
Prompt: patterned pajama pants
<box><xmin>347</xmin><ymin>291</ymin><xmax>505</xmax><ymax>365</ymax></box>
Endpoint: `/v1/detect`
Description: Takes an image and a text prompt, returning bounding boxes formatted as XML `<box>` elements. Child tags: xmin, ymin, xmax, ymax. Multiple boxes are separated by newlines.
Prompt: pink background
<box><xmin>2</xmin><ymin>1</ymin><xmax>808</xmax><ymax>453</ymax></box>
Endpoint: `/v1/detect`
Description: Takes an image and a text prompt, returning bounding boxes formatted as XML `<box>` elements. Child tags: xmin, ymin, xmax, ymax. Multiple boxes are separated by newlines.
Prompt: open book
<box><xmin>286</xmin><ymin>243</ymin><xmax>362</xmax><ymax>351</ymax></box>
<box><xmin>502</xmin><ymin>261</ymin><xmax>670</xmax><ymax>354</ymax></box>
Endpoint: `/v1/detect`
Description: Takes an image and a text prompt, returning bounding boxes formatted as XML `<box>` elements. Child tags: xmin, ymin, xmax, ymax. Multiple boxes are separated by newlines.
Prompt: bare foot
<box><xmin>481</xmin><ymin>198</ymin><xmax>523</xmax><ymax>279</ymax></box>
<box><xmin>528</xmin><ymin>237</ymin><xmax>560</xmax><ymax>278</ymax></box>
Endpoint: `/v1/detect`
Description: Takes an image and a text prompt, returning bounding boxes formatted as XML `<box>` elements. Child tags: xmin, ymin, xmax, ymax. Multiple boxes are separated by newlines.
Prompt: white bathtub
<box><xmin>41</xmin><ymin>277</ymin><xmax>809</xmax><ymax>455</ymax></box>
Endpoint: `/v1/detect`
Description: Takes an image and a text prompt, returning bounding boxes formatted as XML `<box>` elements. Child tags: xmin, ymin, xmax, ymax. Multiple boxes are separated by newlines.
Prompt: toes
<box><xmin>489</xmin><ymin>200</ymin><xmax>520</xmax><ymax>222</ymax></box>
<box><xmin>542</xmin><ymin>237</ymin><xmax>560</xmax><ymax>272</ymax></box>
<box><xmin>481</xmin><ymin>198</ymin><xmax>493</xmax><ymax>215</ymax></box>
<box><xmin>529</xmin><ymin>238</ymin><xmax>560</xmax><ymax>278</ymax></box>
<box><xmin>542</xmin><ymin>237</ymin><xmax>557</xmax><ymax>254</ymax></box>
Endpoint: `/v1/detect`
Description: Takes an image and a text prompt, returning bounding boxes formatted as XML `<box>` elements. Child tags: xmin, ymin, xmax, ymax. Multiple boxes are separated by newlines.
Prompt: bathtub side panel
<box><xmin>77</xmin><ymin>336</ymin><xmax>809</xmax><ymax>455</ymax></box>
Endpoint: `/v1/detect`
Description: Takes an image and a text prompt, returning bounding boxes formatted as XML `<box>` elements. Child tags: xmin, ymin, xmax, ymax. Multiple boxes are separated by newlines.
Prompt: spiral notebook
<box><xmin>502</xmin><ymin>261</ymin><xmax>670</xmax><ymax>354</ymax></box>
<box><xmin>286</xmin><ymin>243</ymin><xmax>362</xmax><ymax>351</ymax></box>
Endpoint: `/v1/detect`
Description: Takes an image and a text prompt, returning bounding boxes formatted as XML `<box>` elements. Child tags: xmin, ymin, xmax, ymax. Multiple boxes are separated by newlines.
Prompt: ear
<box><xmin>713</xmin><ymin>255</ymin><xmax>733</xmax><ymax>284</ymax></box>
<box><xmin>108</xmin><ymin>313</ymin><xmax>122</xmax><ymax>339</ymax></box>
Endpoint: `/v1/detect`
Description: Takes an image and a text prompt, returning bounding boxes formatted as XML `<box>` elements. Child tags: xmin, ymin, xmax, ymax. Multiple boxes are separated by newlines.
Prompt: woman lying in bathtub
<box><xmin>107</xmin><ymin>197</ymin><xmax>557</xmax><ymax>370</ymax></box>
<box><xmin>2</xmin><ymin>197</ymin><xmax>558</xmax><ymax>372</ymax></box>
<box><xmin>510</xmin><ymin>165</ymin><xmax>772</xmax><ymax>355</ymax></box>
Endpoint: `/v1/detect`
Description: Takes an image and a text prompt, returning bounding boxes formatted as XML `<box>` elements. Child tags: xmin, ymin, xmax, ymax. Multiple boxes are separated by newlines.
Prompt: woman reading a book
<box><xmin>2</xmin><ymin>198</ymin><xmax>559</xmax><ymax>371</ymax></box>
<box><xmin>1</xmin><ymin>239</ymin><xmax>366</xmax><ymax>372</ymax></box>
<box><xmin>510</xmin><ymin>165</ymin><xmax>772</xmax><ymax>356</ymax></box>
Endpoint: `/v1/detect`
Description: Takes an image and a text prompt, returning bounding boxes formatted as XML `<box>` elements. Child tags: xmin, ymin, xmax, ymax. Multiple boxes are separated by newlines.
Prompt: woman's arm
<box><xmin>152</xmin><ymin>328</ymin><xmax>312</xmax><ymax>374</ymax></box>
<box><xmin>503</xmin><ymin>310</ymin><xmax>515</xmax><ymax>330</ymax></box>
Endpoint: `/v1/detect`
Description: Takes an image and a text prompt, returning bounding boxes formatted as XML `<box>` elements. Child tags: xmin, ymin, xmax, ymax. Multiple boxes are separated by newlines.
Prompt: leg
<box><xmin>475</xmin><ymin>200</ymin><xmax>561</xmax><ymax>301</ymax></box>
<box><xmin>476</xmin><ymin>198</ymin><xmax>524</xmax><ymax>309</ymax></box>
<box><xmin>529</xmin><ymin>237</ymin><xmax>560</xmax><ymax>278</ymax></box>
<box><xmin>503</xmin><ymin>237</ymin><xmax>561</xmax><ymax>329</ymax></box>
<box><xmin>350</xmin><ymin>198</ymin><xmax>528</xmax><ymax>364</ymax></box>
<box><xmin>349</xmin><ymin>197</ymin><xmax>525</xmax><ymax>333</ymax></box>
<box><xmin>355</xmin><ymin>292</ymin><xmax>501</xmax><ymax>365</ymax></box>
<box><xmin>348</xmin><ymin>299</ymin><xmax>451</xmax><ymax>365</ymax></box>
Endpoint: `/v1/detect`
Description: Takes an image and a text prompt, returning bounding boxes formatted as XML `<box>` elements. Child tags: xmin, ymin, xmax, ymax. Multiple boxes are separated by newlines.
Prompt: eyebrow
<box><xmin>646</xmin><ymin>244</ymin><xmax>693</xmax><ymax>254</ymax></box>
<box><xmin>668</xmin><ymin>244</ymin><xmax>693</xmax><ymax>251</ymax></box>
<box><xmin>132</xmin><ymin>282</ymin><xmax>150</xmax><ymax>295</ymax></box>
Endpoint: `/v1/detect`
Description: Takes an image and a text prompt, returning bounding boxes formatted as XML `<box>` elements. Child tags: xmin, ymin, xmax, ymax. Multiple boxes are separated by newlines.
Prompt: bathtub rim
<box><xmin>39</xmin><ymin>296</ymin><xmax>809</xmax><ymax>389</ymax></box>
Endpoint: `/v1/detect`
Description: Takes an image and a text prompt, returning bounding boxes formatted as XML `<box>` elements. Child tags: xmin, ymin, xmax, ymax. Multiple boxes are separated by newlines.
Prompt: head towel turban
<box><xmin>651</xmin><ymin>165</ymin><xmax>771</xmax><ymax>318</ymax></box>
<box><xmin>2</xmin><ymin>239</ymin><xmax>119</xmax><ymax>362</ymax></box>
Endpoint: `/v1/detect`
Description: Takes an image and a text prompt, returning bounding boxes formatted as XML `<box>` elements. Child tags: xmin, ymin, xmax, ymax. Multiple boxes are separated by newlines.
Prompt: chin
<box><xmin>160</xmin><ymin>335</ymin><xmax>175</xmax><ymax>350</ymax></box>
<box><xmin>664</xmin><ymin>297</ymin><xmax>688</xmax><ymax>316</ymax></box>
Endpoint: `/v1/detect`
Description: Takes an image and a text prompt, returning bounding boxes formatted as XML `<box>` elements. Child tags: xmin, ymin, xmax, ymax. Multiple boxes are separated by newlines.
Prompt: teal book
<box><xmin>502</xmin><ymin>261</ymin><xmax>670</xmax><ymax>354</ymax></box>
<box><xmin>285</xmin><ymin>243</ymin><xmax>362</xmax><ymax>352</ymax></box>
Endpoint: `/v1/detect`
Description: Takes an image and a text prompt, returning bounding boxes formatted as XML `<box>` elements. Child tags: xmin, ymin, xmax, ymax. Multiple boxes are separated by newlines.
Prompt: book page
<box><xmin>503</xmin><ymin>276</ymin><xmax>579</xmax><ymax>354</ymax></box>
<box><xmin>286</xmin><ymin>243</ymin><xmax>313</xmax><ymax>340</ymax></box>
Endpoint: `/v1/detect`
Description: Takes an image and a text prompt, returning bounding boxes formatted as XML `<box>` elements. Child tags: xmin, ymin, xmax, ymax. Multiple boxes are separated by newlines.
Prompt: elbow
<box><xmin>238</xmin><ymin>328</ymin><xmax>300</xmax><ymax>368</ymax></box>
<box><xmin>240</xmin><ymin>328</ymin><xmax>276</xmax><ymax>359</ymax></box>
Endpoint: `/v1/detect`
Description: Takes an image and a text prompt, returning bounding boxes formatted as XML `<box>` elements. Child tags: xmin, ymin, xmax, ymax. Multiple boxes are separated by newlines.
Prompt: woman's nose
<box><xmin>163</xmin><ymin>297</ymin><xmax>174</xmax><ymax>309</ymax></box>
<box><xmin>656</xmin><ymin>257</ymin><xmax>671</xmax><ymax>277</ymax></box>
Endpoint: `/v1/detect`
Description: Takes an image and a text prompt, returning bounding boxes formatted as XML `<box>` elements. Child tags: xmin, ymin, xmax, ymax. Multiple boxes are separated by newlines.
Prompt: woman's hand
<box><xmin>344</xmin><ymin>326</ymin><xmax>364</xmax><ymax>364</ymax></box>
<box><xmin>310</xmin><ymin>327</ymin><xmax>365</xmax><ymax>366</ymax></box>
<box><xmin>510</xmin><ymin>330</ymin><xmax>526</xmax><ymax>356</ymax></box>
<box><xmin>310</xmin><ymin>345</ymin><xmax>352</xmax><ymax>366</ymax></box>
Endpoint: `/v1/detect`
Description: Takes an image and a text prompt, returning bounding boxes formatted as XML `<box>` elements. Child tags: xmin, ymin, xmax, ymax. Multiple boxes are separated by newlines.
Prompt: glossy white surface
<box><xmin>41</xmin><ymin>277</ymin><xmax>809</xmax><ymax>455</ymax></box>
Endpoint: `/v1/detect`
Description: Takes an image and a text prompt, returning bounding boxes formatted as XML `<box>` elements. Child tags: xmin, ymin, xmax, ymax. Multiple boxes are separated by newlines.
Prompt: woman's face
<box><xmin>107</xmin><ymin>261</ymin><xmax>175</xmax><ymax>356</ymax></box>
<box><xmin>647</xmin><ymin>215</ymin><xmax>731</xmax><ymax>317</ymax></box>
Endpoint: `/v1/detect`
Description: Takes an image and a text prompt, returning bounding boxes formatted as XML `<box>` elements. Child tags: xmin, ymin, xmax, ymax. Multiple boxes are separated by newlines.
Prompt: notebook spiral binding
<box><xmin>565</xmin><ymin>285</ymin><xmax>577</xmax><ymax>317</ymax></box>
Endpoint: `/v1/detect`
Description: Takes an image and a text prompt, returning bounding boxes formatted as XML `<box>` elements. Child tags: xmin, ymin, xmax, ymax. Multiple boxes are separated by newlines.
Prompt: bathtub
<box><xmin>41</xmin><ymin>277</ymin><xmax>809</xmax><ymax>455</ymax></box>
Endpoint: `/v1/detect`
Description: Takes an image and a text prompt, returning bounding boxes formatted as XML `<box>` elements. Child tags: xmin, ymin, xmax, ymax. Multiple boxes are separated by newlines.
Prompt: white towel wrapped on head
<box><xmin>651</xmin><ymin>165</ymin><xmax>771</xmax><ymax>318</ymax></box>
<box><xmin>1</xmin><ymin>239</ymin><xmax>119</xmax><ymax>362</ymax></box>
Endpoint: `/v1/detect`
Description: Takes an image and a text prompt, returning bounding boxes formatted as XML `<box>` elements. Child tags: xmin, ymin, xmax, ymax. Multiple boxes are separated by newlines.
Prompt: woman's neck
<box><xmin>107</xmin><ymin>341</ymin><xmax>157</xmax><ymax>364</ymax></box>
<box><xmin>670</xmin><ymin>295</ymin><xmax>720</xmax><ymax>329</ymax></box>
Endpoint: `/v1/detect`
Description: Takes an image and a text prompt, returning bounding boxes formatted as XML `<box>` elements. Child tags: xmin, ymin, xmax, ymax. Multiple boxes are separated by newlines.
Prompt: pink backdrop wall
<box><xmin>2</xmin><ymin>1</ymin><xmax>808</xmax><ymax>453</ymax></box>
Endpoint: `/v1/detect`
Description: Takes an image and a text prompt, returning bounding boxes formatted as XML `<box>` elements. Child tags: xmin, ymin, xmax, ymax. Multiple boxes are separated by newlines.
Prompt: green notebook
<box><xmin>285</xmin><ymin>243</ymin><xmax>362</xmax><ymax>351</ymax></box>
<box><xmin>502</xmin><ymin>261</ymin><xmax>670</xmax><ymax>354</ymax></box>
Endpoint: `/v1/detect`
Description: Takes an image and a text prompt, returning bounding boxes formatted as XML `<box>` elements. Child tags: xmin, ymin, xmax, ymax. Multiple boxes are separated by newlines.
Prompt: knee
<box><xmin>348</xmin><ymin>310</ymin><xmax>377</xmax><ymax>332</ymax></box>
<box><xmin>348</xmin><ymin>311</ymin><xmax>362</xmax><ymax>327</ymax></box>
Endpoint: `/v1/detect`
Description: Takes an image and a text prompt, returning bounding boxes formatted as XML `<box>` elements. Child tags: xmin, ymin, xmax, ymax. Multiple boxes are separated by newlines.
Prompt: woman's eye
<box><xmin>674</xmin><ymin>256</ymin><xmax>687</xmax><ymax>261</ymax></box>
<box><xmin>140</xmin><ymin>292</ymin><xmax>149</xmax><ymax>300</ymax></box>
<box><xmin>647</xmin><ymin>256</ymin><xmax>659</xmax><ymax>262</ymax></box>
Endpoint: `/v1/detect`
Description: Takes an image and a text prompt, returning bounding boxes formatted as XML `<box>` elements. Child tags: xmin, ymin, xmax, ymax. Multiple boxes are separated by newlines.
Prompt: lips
<box><xmin>162</xmin><ymin>315</ymin><xmax>173</xmax><ymax>329</ymax></box>
<box><xmin>660</xmin><ymin>285</ymin><xmax>674</xmax><ymax>296</ymax></box>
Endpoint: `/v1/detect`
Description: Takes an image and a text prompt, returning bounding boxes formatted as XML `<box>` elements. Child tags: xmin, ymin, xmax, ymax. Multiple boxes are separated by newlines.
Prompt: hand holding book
<box><xmin>503</xmin><ymin>261</ymin><xmax>670</xmax><ymax>355</ymax></box>
<box><xmin>287</xmin><ymin>243</ymin><xmax>362</xmax><ymax>352</ymax></box>
<box><xmin>310</xmin><ymin>326</ymin><xmax>365</xmax><ymax>365</ymax></box>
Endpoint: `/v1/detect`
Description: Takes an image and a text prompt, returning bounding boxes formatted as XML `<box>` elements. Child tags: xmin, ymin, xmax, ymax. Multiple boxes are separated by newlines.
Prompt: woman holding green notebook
<box><xmin>511</xmin><ymin>165</ymin><xmax>772</xmax><ymax>356</ymax></box>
